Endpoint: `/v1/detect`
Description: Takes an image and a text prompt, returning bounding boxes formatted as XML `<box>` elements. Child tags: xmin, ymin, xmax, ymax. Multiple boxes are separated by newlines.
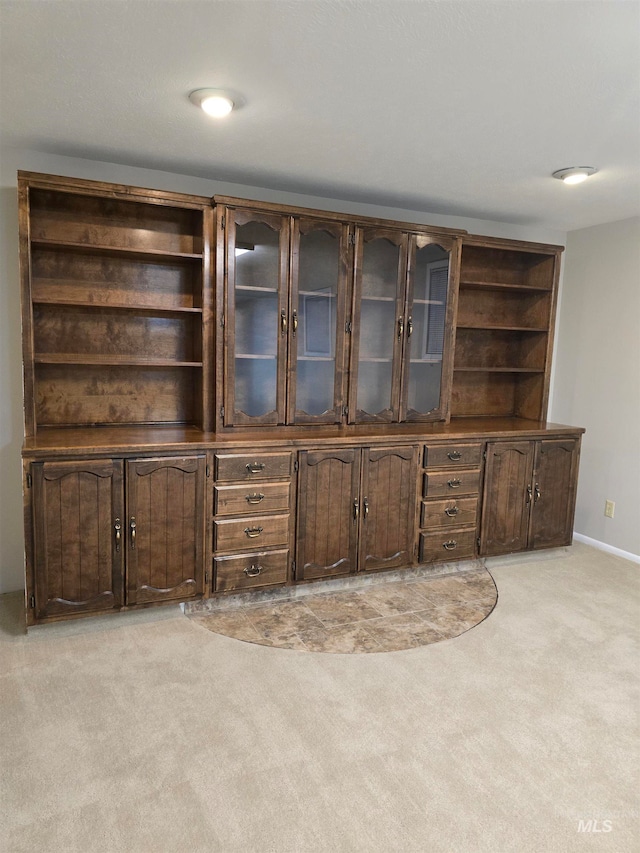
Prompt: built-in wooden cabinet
<box><xmin>20</xmin><ymin>176</ymin><xmax>212</xmax><ymax>435</ymax></box>
<box><xmin>296</xmin><ymin>445</ymin><xmax>418</xmax><ymax>580</ymax></box>
<box><xmin>29</xmin><ymin>454</ymin><xmax>205</xmax><ymax>620</ymax></box>
<box><xmin>19</xmin><ymin>172</ymin><xmax>584</xmax><ymax>626</ymax></box>
<box><xmin>479</xmin><ymin>438</ymin><xmax>580</xmax><ymax>556</ymax></box>
<box><xmin>31</xmin><ymin>459</ymin><xmax>124</xmax><ymax>620</ymax></box>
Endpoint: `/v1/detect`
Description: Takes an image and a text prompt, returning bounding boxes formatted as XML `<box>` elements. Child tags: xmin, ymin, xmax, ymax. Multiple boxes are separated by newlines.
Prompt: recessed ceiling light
<box><xmin>552</xmin><ymin>166</ymin><xmax>598</xmax><ymax>185</ymax></box>
<box><xmin>189</xmin><ymin>89</ymin><xmax>236</xmax><ymax>118</ymax></box>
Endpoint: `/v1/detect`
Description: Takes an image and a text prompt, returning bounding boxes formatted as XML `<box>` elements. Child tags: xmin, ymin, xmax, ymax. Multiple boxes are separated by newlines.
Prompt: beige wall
<box><xmin>0</xmin><ymin>146</ymin><xmax>568</xmax><ymax>594</ymax></box>
<box><xmin>549</xmin><ymin>217</ymin><xmax>640</xmax><ymax>558</ymax></box>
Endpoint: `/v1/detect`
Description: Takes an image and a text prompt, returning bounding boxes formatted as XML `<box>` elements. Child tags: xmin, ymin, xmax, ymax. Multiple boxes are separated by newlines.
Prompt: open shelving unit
<box><xmin>20</xmin><ymin>176</ymin><xmax>212</xmax><ymax>433</ymax></box>
<box><xmin>451</xmin><ymin>238</ymin><xmax>561</xmax><ymax>420</ymax></box>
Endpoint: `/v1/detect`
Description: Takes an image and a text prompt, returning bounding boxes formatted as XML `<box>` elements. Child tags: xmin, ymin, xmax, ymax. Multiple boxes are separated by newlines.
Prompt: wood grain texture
<box><xmin>126</xmin><ymin>456</ymin><xmax>205</xmax><ymax>604</ymax></box>
<box><xmin>480</xmin><ymin>441</ymin><xmax>534</xmax><ymax>556</ymax></box>
<box><xmin>360</xmin><ymin>445</ymin><xmax>418</xmax><ymax>572</ymax></box>
<box><xmin>296</xmin><ymin>449</ymin><xmax>360</xmax><ymax>580</ymax></box>
<box><xmin>31</xmin><ymin>459</ymin><xmax>124</xmax><ymax>618</ymax></box>
<box><xmin>530</xmin><ymin>439</ymin><xmax>580</xmax><ymax>549</ymax></box>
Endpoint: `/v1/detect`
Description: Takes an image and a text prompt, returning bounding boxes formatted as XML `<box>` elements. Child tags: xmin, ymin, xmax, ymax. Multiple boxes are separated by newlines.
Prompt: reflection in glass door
<box><xmin>350</xmin><ymin>230</ymin><xmax>406</xmax><ymax>422</ymax></box>
<box><xmin>289</xmin><ymin>221</ymin><xmax>348</xmax><ymax>424</ymax></box>
<box><xmin>403</xmin><ymin>241</ymin><xmax>451</xmax><ymax>420</ymax></box>
<box><xmin>227</xmin><ymin>213</ymin><xmax>288</xmax><ymax>425</ymax></box>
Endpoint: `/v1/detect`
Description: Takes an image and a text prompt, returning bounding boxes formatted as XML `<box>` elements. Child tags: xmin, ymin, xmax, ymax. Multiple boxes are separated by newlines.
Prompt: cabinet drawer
<box><xmin>419</xmin><ymin>530</ymin><xmax>476</xmax><ymax>563</ymax></box>
<box><xmin>421</xmin><ymin>497</ymin><xmax>478</xmax><ymax>530</ymax></box>
<box><xmin>423</xmin><ymin>443</ymin><xmax>483</xmax><ymax>469</ymax></box>
<box><xmin>214</xmin><ymin>550</ymin><xmax>289</xmax><ymax>592</ymax></box>
<box><xmin>214</xmin><ymin>514</ymin><xmax>289</xmax><ymax>552</ymax></box>
<box><xmin>423</xmin><ymin>468</ymin><xmax>480</xmax><ymax>498</ymax></box>
<box><xmin>214</xmin><ymin>482</ymin><xmax>290</xmax><ymax>516</ymax></box>
<box><xmin>214</xmin><ymin>452</ymin><xmax>292</xmax><ymax>482</ymax></box>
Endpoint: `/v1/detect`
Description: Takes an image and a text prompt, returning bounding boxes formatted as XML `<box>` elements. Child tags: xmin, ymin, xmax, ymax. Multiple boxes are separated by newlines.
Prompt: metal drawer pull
<box><xmin>246</xmin><ymin>462</ymin><xmax>266</xmax><ymax>474</ymax></box>
<box><xmin>246</xmin><ymin>493</ymin><xmax>265</xmax><ymax>504</ymax></box>
<box><xmin>363</xmin><ymin>497</ymin><xmax>369</xmax><ymax>519</ymax></box>
<box><xmin>443</xmin><ymin>540</ymin><xmax>458</xmax><ymax>550</ymax></box>
<box><xmin>447</xmin><ymin>451</ymin><xmax>462</xmax><ymax>461</ymax></box>
<box><xmin>129</xmin><ymin>517</ymin><xmax>136</xmax><ymax>549</ymax></box>
<box><xmin>447</xmin><ymin>478</ymin><xmax>462</xmax><ymax>488</ymax></box>
<box><xmin>534</xmin><ymin>483</ymin><xmax>541</xmax><ymax>503</ymax></box>
<box><xmin>243</xmin><ymin>564</ymin><xmax>262</xmax><ymax>577</ymax></box>
<box><xmin>292</xmin><ymin>310</ymin><xmax>298</xmax><ymax>337</ymax></box>
<box><xmin>244</xmin><ymin>526</ymin><xmax>263</xmax><ymax>538</ymax></box>
<box><xmin>397</xmin><ymin>316</ymin><xmax>404</xmax><ymax>338</ymax></box>
<box><xmin>114</xmin><ymin>518</ymin><xmax>122</xmax><ymax>552</ymax></box>
<box><xmin>407</xmin><ymin>316</ymin><xmax>413</xmax><ymax>338</ymax></box>
<box><xmin>281</xmin><ymin>309</ymin><xmax>287</xmax><ymax>335</ymax></box>
<box><xmin>526</xmin><ymin>484</ymin><xmax>533</xmax><ymax>504</ymax></box>
<box><xmin>353</xmin><ymin>498</ymin><xmax>359</xmax><ymax>520</ymax></box>
<box><xmin>444</xmin><ymin>506</ymin><xmax>459</xmax><ymax>517</ymax></box>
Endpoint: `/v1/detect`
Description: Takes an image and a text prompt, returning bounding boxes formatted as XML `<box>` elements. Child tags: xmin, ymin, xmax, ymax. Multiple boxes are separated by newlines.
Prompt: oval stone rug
<box><xmin>187</xmin><ymin>567</ymin><xmax>497</xmax><ymax>653</ymax></box>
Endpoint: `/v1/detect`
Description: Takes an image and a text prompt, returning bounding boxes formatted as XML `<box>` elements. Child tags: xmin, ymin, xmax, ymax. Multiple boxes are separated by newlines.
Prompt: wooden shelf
<box><xmin>30</xmin><ymin>238</ymin><xmax>203</xmax><ymax>263</ymax></box>
<box><xmin>454</xmin><ymin>367</ymin><xmax>545</xmax><ymax>374</ymax></box>
<box><xmin>32</xmin><ymin>297</ymin><xmax>203</xmax><ymax>315</ymax></box>
<box><xmin>456</xmin><ymin>323</ymin><xmax>548</xmax><ymax>333</ymax></box>
<box><xmin>34</xmin><ymin>354</ymin><xmax>203</xmax><ymax>367</ymax></box>
<box><xmin>459</xmin><ymin>279</ymin><xmax>551</xmax><ymax>293</ymax></box>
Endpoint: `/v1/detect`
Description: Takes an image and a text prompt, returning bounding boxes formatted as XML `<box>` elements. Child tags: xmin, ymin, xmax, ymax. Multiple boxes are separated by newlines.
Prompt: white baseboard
<box><xmin>573</xmin><ymin>532</ymin><xmax>640</xmax><ymax>565</ymax></box>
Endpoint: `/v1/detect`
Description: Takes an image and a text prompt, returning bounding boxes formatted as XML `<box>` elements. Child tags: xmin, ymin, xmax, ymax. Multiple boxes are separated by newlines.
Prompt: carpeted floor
<box><xmin>1</xmin><ymin>542</ymin><xmax>638</xmax><ymax>852</ymax></box>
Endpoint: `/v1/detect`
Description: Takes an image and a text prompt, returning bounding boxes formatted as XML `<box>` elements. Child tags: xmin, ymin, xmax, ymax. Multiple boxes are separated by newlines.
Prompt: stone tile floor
<box><xmin>187</xmin><ymin>567</ymin><xmax>498</xmax><ymax>653</ymax></box>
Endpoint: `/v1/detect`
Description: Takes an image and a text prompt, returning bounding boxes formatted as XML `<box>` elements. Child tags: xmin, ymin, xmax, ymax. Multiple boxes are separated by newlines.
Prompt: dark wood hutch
<box><xmin>18</xmin><ymin>172</ymin><xmax>583</xmax><ymax>625</ymax></box>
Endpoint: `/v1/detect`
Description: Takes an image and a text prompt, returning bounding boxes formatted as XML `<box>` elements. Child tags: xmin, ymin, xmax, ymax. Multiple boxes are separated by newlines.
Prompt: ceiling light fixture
<box><xmin>189</xmin><ymin>89</ymin><xmax>235</xmax><ymax>118</ymax></box>
<box><xmin>552</xmin><ymin>166</ymin><xmax>598</xmax><ymax>185</ymax></box>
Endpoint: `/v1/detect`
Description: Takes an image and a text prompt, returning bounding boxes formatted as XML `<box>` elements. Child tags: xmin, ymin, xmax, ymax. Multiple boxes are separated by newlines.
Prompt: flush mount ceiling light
<box><xmin>552</xmin><ymin>166</ymin><xmax>598</xmax><ymax>185</ymax></box>
<box><xmin>189</xmin><ymin>89</ymin><xmax>236</xmax><ymax>118</ymax></box>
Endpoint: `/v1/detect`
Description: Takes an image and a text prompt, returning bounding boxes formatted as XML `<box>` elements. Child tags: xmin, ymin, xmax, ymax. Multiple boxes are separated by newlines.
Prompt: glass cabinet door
<box><xmin>288</xmin><ymin>219</ymin><xmax>350</xmax><ymax>424</ymax></box>
<box><xmin>224</xmin><ymin>209</ymin><xmax>289</xmax><ymax>425</ymax></box>
<box><xmin>400</xmin><ymin>235</ymin><xmax>456</xmax><ymax>422</ymax></box>
<box><xmin>349</xmin><ymin>228</ymin><xmax>407</xmax><ymax>422</ymax></box>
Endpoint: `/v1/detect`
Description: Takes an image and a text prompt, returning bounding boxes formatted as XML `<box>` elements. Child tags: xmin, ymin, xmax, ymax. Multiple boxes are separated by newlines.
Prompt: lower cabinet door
<box><xmin>31</xmin><ymin>459</ymin><xmax>124</xmax><ymax>620</ymax></box>
<box><xmin>530</xmin><ymin>439</ymin><xmax>580</xmax><ymax>550</ymax></box>
<box><xmin>480</xmin><ymin>441</ymin><xmax>535</xmax><ymax>557</ymax></box>
<box><xmin>296</xmin><ymin>449</ymin><xmax>360</xmax><ymax>580</ymax></box>
<box><xmin>126</xmin><ymin>456</ymin><xmax>205</xmax><ymax>604</ymax></box>
<box><xmin>359</xmin><ymin>446</ymin><xmax>418</xmax><ymax>572</ymax></box>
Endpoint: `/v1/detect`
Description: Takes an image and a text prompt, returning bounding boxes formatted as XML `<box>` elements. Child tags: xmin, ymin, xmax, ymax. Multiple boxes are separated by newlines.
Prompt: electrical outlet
<box><xmin>604</xmin><ymin>500</ymin><xmax>615</xmax><ymax>519</ymax></box>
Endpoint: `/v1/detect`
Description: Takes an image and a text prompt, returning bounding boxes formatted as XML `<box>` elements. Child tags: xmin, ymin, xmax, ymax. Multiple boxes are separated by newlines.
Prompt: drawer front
<box><xmin>423</xmin><ymin>469</ymin><xmax>480</xmax><ymax>498</ymax></box>
<box><xmin>421</xmin><ymin>497</ymin><xmax>478</xmax><ymax>530</ymax></box>
<box><xmin>424</xmin><ymin>443</ymin><xmax>483</xmax><ymax>469</ymax></box>
<box><xmin>214</xmin><ymin>550</ymin><xmax>289</xmax><ymax>592</ymax></box>
<box><xmin>214</xmin><ymin>482</ymin><xmax>290</xmax><ymax>516</ymax></box>
<box><xmin>419</xmin><ymin>530</ymin><xmax>476</xmax><ymax>563</ymax></box>
<box><xmin>214</xmin><ymin>514</ymin><xmax>289</xmax><ymax>552</ymax></box>
<box><xmin>214</xmin><ymin>452</ymin><xmax>292</xmax><ymax>482</ymax></box>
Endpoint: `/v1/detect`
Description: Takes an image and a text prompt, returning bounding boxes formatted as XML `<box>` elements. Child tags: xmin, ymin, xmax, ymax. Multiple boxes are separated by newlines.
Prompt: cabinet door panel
<box><xmin>530</xmin><ymin>439</ymin><xmax>580</xmax><ymax>549</ymax></box>
<box><xmin>480</xmin><ymin>441</ymin><xmax>534</xmax><ymax>556</ymax></box>
<box><xmin>288</xmin><ymin>218</ymin><xmax>350</xmax><ymax>424</ymax></box>
<box><xmin>224</xmin><ymin>210</ymin><xmax>289</xmax><ymax>425</ymax></box>
<box><xmin>360</xmin><ymin>446</ymin><xmax>418</xmax><ymax>572</ymax></box>
<box><xmin>126</xmin><ymin>456</ymin><xmax>205</xmax><ymax>604</ymax></box>
<box><xmin>349</xmin><ymin>228</ymin><xmax>407</xmax><ymax>423</ymax></box>
<box><xmin>296</xmin><ymin>449</ymin><xmax>360</xmax><ymax>580</ymax></box>
<box><xmin>32</xmin><ymin>459</ymin><xmax>124</xmax><ymax>619</ymax></box>
<box><xmin>402</xmin><ymin>236</ymin><xmax>456</xmax><ymax>422</ymax></box>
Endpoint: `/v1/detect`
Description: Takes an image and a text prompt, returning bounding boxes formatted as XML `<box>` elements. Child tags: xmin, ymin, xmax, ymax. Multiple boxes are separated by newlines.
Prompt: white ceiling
<box><xmin>1</xmin><ymin>0</ymin><xmax>639</xmax><ymax>231</ymax></box>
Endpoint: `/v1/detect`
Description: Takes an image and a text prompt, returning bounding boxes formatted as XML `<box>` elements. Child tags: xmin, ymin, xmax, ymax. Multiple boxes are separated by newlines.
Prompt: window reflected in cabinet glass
<box><xmin>233</xmin><ymin>221</ymin><xmax>281</xmax><ymax>418</ymax></box>
<box><xmin>406</xmin><ymin>242</ymin><xmax>449</xmax><ymax>416</ymax></box>
<box><xmin>295</xmin><ymin>228</ymin><xmax>339</xmax><ymax>417</ymax></box>
<box><xmin>356</xmin><ymin>237</ymin><xmax>401</xmax><ymax>417</ymax></box>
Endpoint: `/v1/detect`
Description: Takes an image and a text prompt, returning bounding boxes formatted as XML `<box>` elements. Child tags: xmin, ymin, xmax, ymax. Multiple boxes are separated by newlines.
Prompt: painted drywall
<box><xmin>549</xmin><ymin>217</ymin><xmax>640</xmax><ymax>558</ymax></box>
<box><xmin>0</xmin><ymin>145</ymin><xmax>566</xmax><ymax>594</ymax></box>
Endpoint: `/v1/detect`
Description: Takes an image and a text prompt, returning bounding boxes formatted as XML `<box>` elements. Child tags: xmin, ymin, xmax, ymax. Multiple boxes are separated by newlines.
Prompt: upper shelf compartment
<box><xmin>459</xmin><ymin>244</ymin><xmax>556</xmax><ymax>290</ymax></box>
<box><xmin>28</xmin><ymin>188</ymin><xmax>204</xmax><ymax>256</ymax></box>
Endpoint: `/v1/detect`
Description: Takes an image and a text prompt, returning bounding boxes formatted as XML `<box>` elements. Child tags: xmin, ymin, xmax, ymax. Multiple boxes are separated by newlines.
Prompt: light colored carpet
<box><xmin>1</xmin><ymin>542</ymin><xmax>638</xmax><ymax>852</ymax></box>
